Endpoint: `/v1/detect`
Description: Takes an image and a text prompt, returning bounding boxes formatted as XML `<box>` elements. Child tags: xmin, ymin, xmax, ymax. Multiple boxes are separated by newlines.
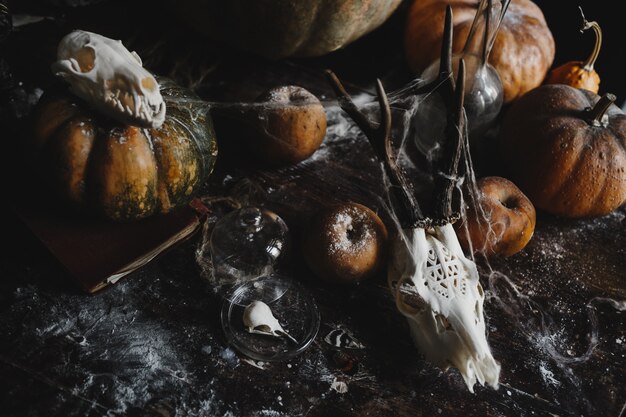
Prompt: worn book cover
<box><xmin>14</xmin><ymin>201</ymin><xmax>203</xmax><ymax>293</ymax></box>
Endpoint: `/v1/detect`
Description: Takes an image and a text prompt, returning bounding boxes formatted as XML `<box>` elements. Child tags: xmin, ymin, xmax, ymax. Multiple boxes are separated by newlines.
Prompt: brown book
<box><xmin>14</xmin><ymin>200</ymin><xmax>204</xmax><ymax>293</ymax></box>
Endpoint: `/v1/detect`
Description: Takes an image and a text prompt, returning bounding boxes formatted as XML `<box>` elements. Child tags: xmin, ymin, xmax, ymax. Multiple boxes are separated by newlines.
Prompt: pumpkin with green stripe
<box><xmin>30</xmin><ymin>78</ymin><xmax>217</xmax><ymax>221</ymax></box>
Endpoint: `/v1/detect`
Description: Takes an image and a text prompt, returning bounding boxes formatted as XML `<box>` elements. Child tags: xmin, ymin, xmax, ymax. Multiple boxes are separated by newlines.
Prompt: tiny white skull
<box><xmin>243</xmin><ymin>300</ymin><xmax>297</xmax><ymax>344</ymax></box>
<box><xmin>52</xmin><ymin>30</ymin><xmax>165</xmax><ymax>128</ymax></box>
<box><xmin>389</xmin><ymin>223</ymin><xmax>500</xmax><ymax>392</ymax></box>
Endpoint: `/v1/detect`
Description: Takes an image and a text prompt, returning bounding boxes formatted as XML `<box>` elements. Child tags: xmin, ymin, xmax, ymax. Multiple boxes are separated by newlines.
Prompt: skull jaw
<box><xmin>64</xmin><ymin>82</ymin><xmax>165</xmax><ymax>128</ymax></box>
<box><xmin>406</xmin><ymin>312</ymin><xmax>500</xmax><ymax>392</ymax></box>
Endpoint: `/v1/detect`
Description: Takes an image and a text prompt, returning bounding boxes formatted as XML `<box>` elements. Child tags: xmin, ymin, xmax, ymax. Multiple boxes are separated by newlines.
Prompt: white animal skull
<box><xmin>388</xmin><ymin>223</ymin><xmax>500</xmax><ymax>392</ymax></box>
<box><xmin>52</xmin><ymin>30</ymin><xmax>165</xmax><ymax>128</ymax></box>
<box><xmin>243</xmin><ymin>300</ymin><xmax>297</xmax><ymax>344</ymax></box>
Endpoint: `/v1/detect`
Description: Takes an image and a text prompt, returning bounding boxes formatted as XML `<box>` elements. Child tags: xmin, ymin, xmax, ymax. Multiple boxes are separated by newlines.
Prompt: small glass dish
<box><xmin>220</xmin><ymin>274</ymin><xmax>320</xmax><ymax>362</ymax></box>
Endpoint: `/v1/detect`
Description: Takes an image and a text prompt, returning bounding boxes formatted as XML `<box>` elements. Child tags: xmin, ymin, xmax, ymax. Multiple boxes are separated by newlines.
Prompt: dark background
<box><xmin>1</xmin><ymin>0</ymin><xmax>625</xmax><ymax>100</ymax></box>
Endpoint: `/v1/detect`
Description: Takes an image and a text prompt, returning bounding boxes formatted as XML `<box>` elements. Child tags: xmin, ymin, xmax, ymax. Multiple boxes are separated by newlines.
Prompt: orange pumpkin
<box><xmin>545</xmin><ymin>10</ymin><xmax>601</xmax><ymax>94</ymax></box>
<box><xmin>29</xmin><ymin>78</ymin><xmax>218</xmax><ymax>221</ymax></box>
<box><xmin>405</xmin><ymin>0</ymin><xmax>555</xmax><ymax>103</ymax></box>
<box><xmin>499</xmin><ymin>84</ymin><xmax>626</xmax><ymax>218</ymax></box>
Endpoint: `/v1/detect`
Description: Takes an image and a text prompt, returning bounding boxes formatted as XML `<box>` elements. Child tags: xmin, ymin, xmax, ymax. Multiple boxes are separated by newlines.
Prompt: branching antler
<box><xmin>327</xmin><ymin>5</ymin><xmax>467</xmax><ymax>229</ymax></box>
<box><xmin>326</xmin><ymin>70</ymin><xmax>424</xmax><ymax>228</ymax></box>
<box><xmin>433</xmin><ymin>60</ymin><xmax>466</xmax><ymax>224</ymax></box>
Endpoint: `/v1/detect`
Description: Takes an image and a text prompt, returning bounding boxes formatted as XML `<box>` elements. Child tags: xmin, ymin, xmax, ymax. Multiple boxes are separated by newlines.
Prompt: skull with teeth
<box><xmin>52</xmin><ymin>30</ymin><xmax>166</xmax><ymax>128</ymax></box>
<box><xmin>388</xmin><ymin>224</ymin><xmax>500</xmax><ymax>392</ymax></box>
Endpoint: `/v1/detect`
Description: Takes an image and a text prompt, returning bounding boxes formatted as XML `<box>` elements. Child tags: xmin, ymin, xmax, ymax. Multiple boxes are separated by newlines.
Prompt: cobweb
<box><xmin>188</xmin><ymin>69</ymin><xmax>625</xmax><ymax>414</ymax></box>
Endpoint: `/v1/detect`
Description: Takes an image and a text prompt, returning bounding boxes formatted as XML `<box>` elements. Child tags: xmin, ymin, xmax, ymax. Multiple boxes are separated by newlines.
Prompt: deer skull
<box><xmin>389</xmin><ymin>224</ymin><xmax>500</xmax><ymax>392</ymax></box>
<box><xmin>52</xmin><ymin>30</ymin><xmax>165</xmax><ymax>128</ymax></box>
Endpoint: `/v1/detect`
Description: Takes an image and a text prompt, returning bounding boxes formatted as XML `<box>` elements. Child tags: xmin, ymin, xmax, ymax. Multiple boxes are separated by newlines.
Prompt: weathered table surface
<box><xmin>1</xmin><ymin>1</ymin><xmax>625</xmax><ymax>416</ymax></box>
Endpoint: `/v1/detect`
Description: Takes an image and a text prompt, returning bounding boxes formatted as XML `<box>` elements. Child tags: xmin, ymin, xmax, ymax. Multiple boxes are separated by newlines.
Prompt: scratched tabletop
<box><xmin>1</xmin><ymin>1</ymin><xmax>625</xmax><ymax>416</ymax></box>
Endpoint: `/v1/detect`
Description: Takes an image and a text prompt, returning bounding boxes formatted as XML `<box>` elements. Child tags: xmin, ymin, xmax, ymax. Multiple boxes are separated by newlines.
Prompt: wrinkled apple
<box><xmin>456</xmin><ymin>176</ymin><xmax>536</xmax><ymax>257</ymax></box>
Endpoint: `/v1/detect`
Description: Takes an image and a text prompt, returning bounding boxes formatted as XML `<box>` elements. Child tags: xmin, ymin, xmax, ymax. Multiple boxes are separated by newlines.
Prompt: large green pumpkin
<box><xmin>30</xmin><ymin>78</ymin><xmax>218</xmax><ymax>221</ymax></box>
<box><xmin>175</xmin><ymin>0</ymin><xmax>402</xmax><ymax>58</ymax></box>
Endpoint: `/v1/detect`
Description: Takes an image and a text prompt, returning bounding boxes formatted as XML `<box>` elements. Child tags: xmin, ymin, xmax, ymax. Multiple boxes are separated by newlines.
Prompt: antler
<box><xmin>327</xmin><ymin>5</ymin><xmax>464</xmax><ymax>229</ymax></box>
<box><xmin>326</xmin><ymin>70</ymin><xmax>424</xmax><ymax>228</ymax></box>
<box><xmin>433</xmin><ymin>60</ymin><xmax>466</xmax><ymax>224</ymax></box>
<box><xmin>406</xmin><ymin>5</ymin><xmax>455</xmax><ymax>103</ymax></box>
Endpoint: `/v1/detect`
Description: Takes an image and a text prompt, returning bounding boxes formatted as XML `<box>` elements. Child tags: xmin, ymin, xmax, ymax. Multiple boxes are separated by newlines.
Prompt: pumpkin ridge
<box><xmin>31</xmin><ymin>95</ymin><xmax>82</xmax><ymax>156</ymax></box>
<box><xmin>601</xmin><ymin>123</ymin><xmax>626</xmax><ymax>204</ymax></box>
<box><xmin>164</xmin><ymin>95</ymin><xmax>216</xmax><ymax>183</ymax></box>
<box><xmin>30</xmin><ymin>79</ymin><xmax>217</xmax><ymax>221</ymax></box>
<box><xmin>592</xmin><ymin>163</ymin><xmax>615</xmax><ymax>217</ymax></box>
<box><xmin>607</xmin><ymin>122</ymin><xmax>626</xmax><ymax>156</ymax></box>
<box><xmin>548</xmin><ymin>124</ymin><xmax>594</xmax><ymax>208</ymax></box>
<box><xmin>567</xmin><ymin>130</ymin><xmax>609</xmax><ymax>215</ymax></box>
<box><xmin>68</xmin><ymin>117</ymin><xmax>97</xmax><ymax>207</ymax></box>
<box><xmin>528</xmin><ymin>119</ymin><xmax>578</xmax><ymax>200</ymax></box>
<box><xmin>292</xmin><ymin>0</ymin><xmax>323</xmax><ymax>56</ymax></box>
<box><xmin>167</xmin><ymin>112</ymin><xmax>205</xmax><ymax>185</ymax></box>
<box><xmin>82</xmin><ymin>119</ymin><xmax>102</xmax><ymax>210</ymax></box>
<box><xmin>143</xmin><ymin>127</ymin><xmax>171</xmax><ymax>213</ymax></box>
<box><xmin>95</xmin><ymin>127</ymin><xmax>159</xmax><ymax>220</ymax></box>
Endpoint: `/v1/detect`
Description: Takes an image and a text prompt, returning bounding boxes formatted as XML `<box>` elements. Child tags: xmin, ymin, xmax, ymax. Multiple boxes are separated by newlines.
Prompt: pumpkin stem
<box><xmin>585</xmin><ymin>93</ymin><xmax>616</xmax><ymax>127</ymax></box>
<box><xmin>579</xmin><ymin>7</ymin><xmax>602</xmax><ymax>71</ymax></box>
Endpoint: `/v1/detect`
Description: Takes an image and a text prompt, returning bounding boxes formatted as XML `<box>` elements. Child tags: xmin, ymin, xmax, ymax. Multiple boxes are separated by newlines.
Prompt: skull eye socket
<box><xmin>476</xmin><ymin>282</ymin><xmax>484</xmax><ymax>298</ymax></box>
<box><xmin>253</xmin><ymin>325</ymin><xmax>273</xmax><ymax>333</ymax></box>
<box><xmin>393</xmin><ymin>278</ymin><xmax>427</xmax><ymax>315</ymax></box>
<box><xmin>435</xmin><ymin>313</ymin><xmax>453</xmax><ymax>333</ymax></box>
<box><xmin>141</xmin><ymin>77</ymin><xmax>157</xmax><ymax>92</ymax></box>
<box><xmin>474</xmin><ymin>301</ymin><xmax>482</xmax><ymax>325</ymax></box>
<box><xmin>75</xmin><ymin>46</ymin><xmax>96</xmax><ymax>73</ymax></box>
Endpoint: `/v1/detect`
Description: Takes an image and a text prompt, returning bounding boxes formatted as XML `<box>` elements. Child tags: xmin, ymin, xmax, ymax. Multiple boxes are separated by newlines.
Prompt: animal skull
<box><xmin>388</xmin><ymin>224</ymin><xmax>500</xmax><ymax>392</ymax></box>
<box><xmin>243</xmin><ymin>300</ymin><xmax>297</xmax><ymax>344</ymax></box>
<box><xmin>52</xmin><ymin>30</ymin><xmax>165</xmax><ymax>128</ymax></box>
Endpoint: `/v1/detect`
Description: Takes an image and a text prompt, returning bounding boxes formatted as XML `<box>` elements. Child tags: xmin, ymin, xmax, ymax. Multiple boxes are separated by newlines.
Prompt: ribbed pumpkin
<box><xmin>175</xmin><ymin>0</ymin><xmax>402</xmax><ymax>58</ymax></box>
<box><xmin>499</xmin><ymin>84</ymin><xmax>626</xmax><ymax>218</ymax></box>
<box><xmin>405</xmin><ymin>0</ymin><xmax>555</xmax><ymax>103</ymax></box>
<box><xmin>30</xmin><ymin>78</ymin><xmax>218</xmax><ymax>221</ymax></box>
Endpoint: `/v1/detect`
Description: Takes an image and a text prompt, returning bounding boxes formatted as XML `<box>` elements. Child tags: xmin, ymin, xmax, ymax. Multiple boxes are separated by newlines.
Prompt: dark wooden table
<box><xmin>1</xmin><ymin>1</ymin><xmax>625</xmax><ymax>416</ymax></box>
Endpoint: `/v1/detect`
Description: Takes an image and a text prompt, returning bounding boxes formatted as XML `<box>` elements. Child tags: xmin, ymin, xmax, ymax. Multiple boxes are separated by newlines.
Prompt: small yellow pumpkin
<box><xmin>545</xmin><ymin>9</ymin><xmax>601</xmax><ymax>94</ymax></box>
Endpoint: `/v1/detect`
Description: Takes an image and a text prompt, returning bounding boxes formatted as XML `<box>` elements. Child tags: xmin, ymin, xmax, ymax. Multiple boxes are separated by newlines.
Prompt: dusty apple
<box><xmin>248</xmin><ymin>85</ymin><xmax>326</xmax><ymax>166</ymax></box>
<box><xmin>302</xmin><ymin>202</ymin><xmax>388</xmax><ymax>284</ymax></box>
